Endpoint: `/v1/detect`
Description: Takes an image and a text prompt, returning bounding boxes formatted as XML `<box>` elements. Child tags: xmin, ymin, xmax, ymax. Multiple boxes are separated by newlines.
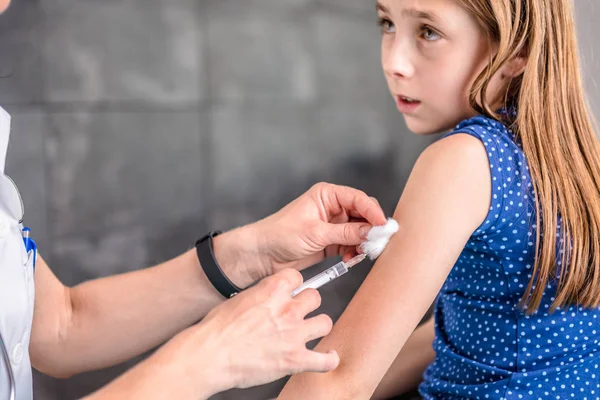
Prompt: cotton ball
<box><xmin>360</xmin><ymin>218</ymin><xmax>399</xmax><ymax>260</ymax></box>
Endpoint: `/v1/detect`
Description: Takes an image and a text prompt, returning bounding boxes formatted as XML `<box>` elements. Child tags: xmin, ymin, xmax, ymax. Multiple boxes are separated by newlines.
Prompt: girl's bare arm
<box><xmin>278</xmin><ymin>133</ymin><xmax>492</xmax><ymax>399</ymax></box>
<box><xmin>371</xmin><ymin>316</ymin><xmax>435</xmax><ymax>400</ymax></box>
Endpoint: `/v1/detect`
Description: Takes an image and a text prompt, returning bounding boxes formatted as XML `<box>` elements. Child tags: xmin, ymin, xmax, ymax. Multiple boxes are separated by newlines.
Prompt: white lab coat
<box><xmin>0</xmin><ymin>107</ymin><xmax>35</xmax><ymax>400</ymax></box>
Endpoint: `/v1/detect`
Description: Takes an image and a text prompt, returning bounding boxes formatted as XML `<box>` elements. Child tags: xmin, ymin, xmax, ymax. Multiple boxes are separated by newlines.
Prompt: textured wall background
<box><xmin>0</xmin><ymin>0</ymin><xmax>598</xmax><ymax>399</ymax></box>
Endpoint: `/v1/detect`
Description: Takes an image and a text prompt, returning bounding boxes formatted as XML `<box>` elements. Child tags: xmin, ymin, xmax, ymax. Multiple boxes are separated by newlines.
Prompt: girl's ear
<box><xmin>501</xmin><ymin>49</ymin><xmax>528</xmax><ymax>79</ymax></box>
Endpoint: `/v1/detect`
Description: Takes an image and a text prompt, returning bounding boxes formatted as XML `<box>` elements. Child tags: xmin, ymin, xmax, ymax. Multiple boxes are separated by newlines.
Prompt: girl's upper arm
<box><xmin>278</xmin><ymin>133</ymin><xmax>493</xmax><ymax>399</ymax></box>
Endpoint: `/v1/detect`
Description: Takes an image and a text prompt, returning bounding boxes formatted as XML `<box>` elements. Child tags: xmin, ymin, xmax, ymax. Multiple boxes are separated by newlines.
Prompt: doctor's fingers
<box><xmin>348</xmin><ymin>196</ymin><xmax>382</xmax><ymax>219</ymax></box>
<box><xmin>290</xmin><ymin>348</ymin><xmax>340</xmax><ymax>374</ymax></box>
<box><xmin>326</xmin><ymin>185</ymin><xmax>386</xmax><ymax>226</ymax></box>
<box><xmin>289</xmin><ymin>288</ymin><xmax>322</xmax><ymax>317</ymax></box>
<box><xmin>262</xmin><ymin>269</ymin><xmax>304</xmax><ymax>298</ymax></box>
<box><xmin>324</xmin><ymin>242</ymin><xmax>361</xmax><ymax>261</ymax></box>
<box><xmin>322</xmin><ymin>221</ymin><xmax>374</xmax><ymax>247</ymax></box>
<box><xmin>300</xmin><ymin>313</ymin><xmax>334</xmax><ymax>343</ymax></box>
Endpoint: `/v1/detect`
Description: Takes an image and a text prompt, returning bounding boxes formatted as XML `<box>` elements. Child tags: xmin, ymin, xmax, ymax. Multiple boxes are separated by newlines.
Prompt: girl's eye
<box><xmin>422</xmin><ymin>26</ymin><xmax>441</xmax><ymax>41</ymax></box>
<box><xmin>378</xmin><ymin>18</ymin><xmax>396</xmax><ymax>34</ymax></box>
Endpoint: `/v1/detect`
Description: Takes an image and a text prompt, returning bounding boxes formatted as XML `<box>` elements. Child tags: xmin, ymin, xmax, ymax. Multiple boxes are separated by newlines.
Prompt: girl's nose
<box><xmin>383</xmin><ymin>40</ymin><xmax>414</xmax><ymax>79</ymax></box>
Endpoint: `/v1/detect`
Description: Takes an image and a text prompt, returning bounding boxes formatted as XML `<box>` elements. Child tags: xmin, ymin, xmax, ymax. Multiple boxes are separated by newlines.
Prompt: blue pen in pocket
<box><xmin>22</xmin><ymin>227</ymin><xmax>37</xmax><ymax>270</ymax></box>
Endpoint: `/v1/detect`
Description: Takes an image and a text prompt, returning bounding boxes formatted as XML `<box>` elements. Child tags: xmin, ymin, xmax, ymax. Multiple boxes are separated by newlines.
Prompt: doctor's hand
<box><xmin>259</xmin><ymin>182</ymin><xmax>386</xmax><ymax>271</ymax></box>
<box><xmin>214</xmin><ymin>183</ymin><xmax>386</xmax><ymax>287</ymax></box>
<box><xmin>160</xmin><ymin>269</ymin><xmax>338</xmax><ymax>396</ymax></box>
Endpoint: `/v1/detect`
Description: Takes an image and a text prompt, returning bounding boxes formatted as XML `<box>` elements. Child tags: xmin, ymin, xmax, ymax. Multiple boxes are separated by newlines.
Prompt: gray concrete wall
<box><xmin>0</xmin><ymin>0</ymin><xmax>597</xmax><ymax>399</ymax></box>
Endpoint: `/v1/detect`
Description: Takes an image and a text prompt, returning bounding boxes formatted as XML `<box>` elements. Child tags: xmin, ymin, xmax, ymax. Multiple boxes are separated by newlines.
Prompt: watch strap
<box><xmin>195</xmin><ymin>231</ymin><xmax>242</xmax><ymax>298</ymax></box>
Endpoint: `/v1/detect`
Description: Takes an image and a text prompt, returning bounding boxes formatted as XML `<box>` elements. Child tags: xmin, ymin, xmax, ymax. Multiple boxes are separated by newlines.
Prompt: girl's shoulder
<box><xmin>440</xmin><ymin>113</ymin><xmax>533</xmax><ymax>239</ymax></box>
<box><xmin>442</xmin><ymin>113</ymin><xmax>524</xmax><ymax>166</ymax></box>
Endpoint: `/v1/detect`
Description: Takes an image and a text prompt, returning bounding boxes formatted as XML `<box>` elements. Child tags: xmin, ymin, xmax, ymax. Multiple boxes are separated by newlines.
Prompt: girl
<box><xmin>278</xmin><ymin>0</ymin><xmax>600</xmax><ymax>399</ymax></box>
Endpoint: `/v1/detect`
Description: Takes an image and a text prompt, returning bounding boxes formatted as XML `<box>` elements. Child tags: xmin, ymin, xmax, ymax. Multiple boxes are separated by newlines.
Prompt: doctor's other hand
<box><xmin>217</xmin><ymin>183</ymin><xmax>386</xmax><ymax>284</ymax></box>
<box><xmin>261</xmin><ymin>182</ymin><xmax>386</xmax><ymax>271</ymax></box>
<box><xmin>161</xmin><ymin>269</ymin><xmax>339</xmax><ymax>396</ymax></box>
<box><xmin>212</xmin><ymin>182</ymin><xmax>385</xmax><ymax>288</ymax></box>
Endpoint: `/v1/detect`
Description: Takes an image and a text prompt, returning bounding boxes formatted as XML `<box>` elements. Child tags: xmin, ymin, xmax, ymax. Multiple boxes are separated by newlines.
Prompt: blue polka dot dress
<box><xmin>418</xmin><ymin>111</ymin><xmax>600</xmax><ymax>399</ymax></box>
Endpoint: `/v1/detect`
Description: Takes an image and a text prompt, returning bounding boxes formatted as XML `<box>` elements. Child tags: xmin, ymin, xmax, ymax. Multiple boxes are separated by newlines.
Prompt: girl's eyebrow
<box><xmin>402</xmin><ymin>7</ymin><xmax>441</xmax><ymax>24</ymax></box>
<box><xmin>375</xmin><ymin>2</ymin><xmax>389</xmax><ymax>13</ymax></box>
<box><xmin>375</xmin><ymin>2</ymin><xmax>441</xmax><ymax>25</ymax></box>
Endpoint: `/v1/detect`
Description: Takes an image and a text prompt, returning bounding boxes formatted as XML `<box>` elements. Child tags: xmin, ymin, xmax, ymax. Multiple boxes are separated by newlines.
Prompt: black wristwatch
<box><xmin>195</xmin><ymin>231</ymin><xmax>242</xmax><ymax>298</ymax></box>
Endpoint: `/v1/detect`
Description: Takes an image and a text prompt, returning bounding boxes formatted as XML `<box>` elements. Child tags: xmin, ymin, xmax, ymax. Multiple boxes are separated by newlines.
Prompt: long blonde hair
<box><xmin>459</xmin><ymin>0</ymin><xmax>600</xmax><ymax>314</ymax></box>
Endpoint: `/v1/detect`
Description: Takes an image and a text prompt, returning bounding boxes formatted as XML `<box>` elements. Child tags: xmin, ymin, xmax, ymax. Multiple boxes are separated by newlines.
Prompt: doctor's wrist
<box><xmin>153</xmin><ymin>326</ymin><xmax>228</xmax><ymax>399</ymax></box>
<box><xmin>211</xmin><ymin>225</ymin><xmax>271</xmax><ymax>289</ymax></box>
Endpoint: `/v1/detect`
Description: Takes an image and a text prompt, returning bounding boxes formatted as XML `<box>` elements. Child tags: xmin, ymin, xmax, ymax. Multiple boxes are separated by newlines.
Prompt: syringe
<box><xmin>291</xmin><ymin>253</ymin><xmax>368</xmax><ymax>297</ymax></box>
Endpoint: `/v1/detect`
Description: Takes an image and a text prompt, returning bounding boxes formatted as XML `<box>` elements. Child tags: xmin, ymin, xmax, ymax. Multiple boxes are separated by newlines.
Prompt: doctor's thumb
<box><xmin>324</xmin><ymin>222</ymin><xmax>372</xmax><ymax>246</ymax></box>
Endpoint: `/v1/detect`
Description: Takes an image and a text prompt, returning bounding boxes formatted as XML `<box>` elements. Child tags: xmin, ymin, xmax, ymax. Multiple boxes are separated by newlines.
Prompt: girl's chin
<box><xmin>404</xmin><ymin>113</ymin><xmax>467</xmax><ymax>136</ymax></box>
<box><xmin>404</xmin><ymin>118</ymin><xmax>447</xmax><ymax>136</ymax></box>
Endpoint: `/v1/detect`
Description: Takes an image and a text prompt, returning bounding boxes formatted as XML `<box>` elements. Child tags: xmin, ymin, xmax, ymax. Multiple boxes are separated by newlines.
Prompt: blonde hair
<box><xmin>459</xmin><ymin>0</ymin><xmax>600</xmax><ymax>314</ymax></box>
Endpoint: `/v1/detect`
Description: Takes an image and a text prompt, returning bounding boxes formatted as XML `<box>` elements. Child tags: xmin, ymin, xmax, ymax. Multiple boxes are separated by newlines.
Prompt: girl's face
<box><xmin>378</xmin><ymin>0</ymin><xmax>506</xmax><ymax>135</ymax></box>
<box><xmin>0</xmin><ymin>0</ymin><xmax>10</xmax><ymax>14</ymax></box>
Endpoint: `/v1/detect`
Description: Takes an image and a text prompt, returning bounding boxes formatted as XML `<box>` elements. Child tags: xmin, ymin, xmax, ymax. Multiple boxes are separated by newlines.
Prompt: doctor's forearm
<box><xmin>83</xmin><ymin>326</ymin><xmax>222</xmax><ymax>400</ymax></box>
<box><xmin>49</xmin><ymin>226</ymin><xmax>265</xmax><ymax>376</ymax></box>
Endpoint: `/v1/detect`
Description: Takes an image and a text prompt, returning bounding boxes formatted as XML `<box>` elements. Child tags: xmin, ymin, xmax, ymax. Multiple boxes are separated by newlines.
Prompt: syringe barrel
<box><xmin>291</xmin><ymin>261</ymin><xmax>348</xmax><ymax>297</ymax></box>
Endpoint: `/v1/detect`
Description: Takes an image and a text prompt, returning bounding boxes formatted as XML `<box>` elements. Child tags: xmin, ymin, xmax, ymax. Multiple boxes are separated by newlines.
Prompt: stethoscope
<box><xmin>0</xmin><ymin>174</ymin><xmax>36</xmax><ymax>400</ymax></box>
